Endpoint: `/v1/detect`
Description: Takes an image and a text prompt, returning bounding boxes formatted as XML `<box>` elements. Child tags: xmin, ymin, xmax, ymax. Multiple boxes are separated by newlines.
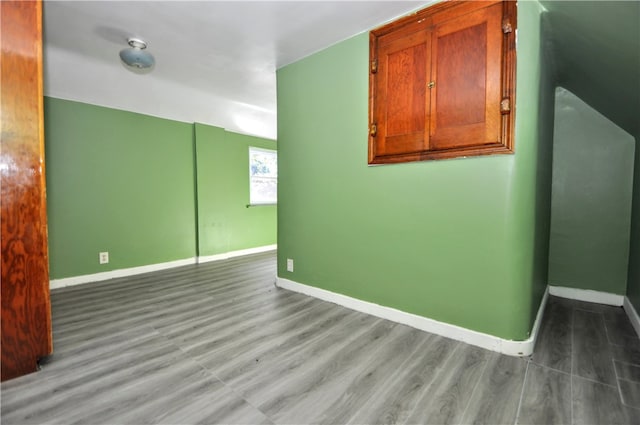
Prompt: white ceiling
<box><xmin>42</xmin><ymin>1</ymin><xmax>429</xmax><ymax>140</ymax></box>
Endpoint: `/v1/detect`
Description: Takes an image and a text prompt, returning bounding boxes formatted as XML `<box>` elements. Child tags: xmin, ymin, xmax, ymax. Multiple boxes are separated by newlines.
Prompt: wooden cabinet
<box><xmin>1</xmin><ymin>0</ymin><xmax>53</xmax><ymax>381</ymax></box>
<box><xmin>369</xmin><ymin>1</ymin><xmax>516</xmax><ymax>164</ymax></box>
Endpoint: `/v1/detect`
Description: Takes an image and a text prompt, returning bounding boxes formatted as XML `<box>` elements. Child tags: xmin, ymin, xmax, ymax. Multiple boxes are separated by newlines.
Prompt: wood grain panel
<box><xmin>572</xmin><ymin>309</ymin><xmax>617</xmax><ymax>385</ymax></box>
<box><xmin>461</xmin><ymin>353</ymin><xmax>527</xmax><ymax>424</ymax></box>
<box><xmin>430</xmin><ymin>2</ymin><xmax>502</xmax><ymax>150</ymax></box>
<box><xmin>434</xmin><ymin>23</ymin><xmax>487</xmax><ymax>129</ymax></box>
<box><xmin>1</xmin><ymin>0</ymin><xmax>53</xmax><ymax>381</ymax></box>
<box><xmin>530</xmin><ymin>297</ymin><xmax>572</xmax><ymax>373</ymax></box>
<box><xmin>572</xmin><ymin>376</ymin><xmax>638</xmax><ymax>424</ymax></box>
<box><xmin>373</xmin><ymin>27</ymin><xmax>430</xmax><ymax>158</ymax></box>
<box><xmin>386</xmin><ymin>45</ymin><xmax>427</xmax><ymax>137</ymax></box>
<box><xmin>517</xmin><ymin>363</ymin><xmax>572</xmax><ymax>424</ymax></box>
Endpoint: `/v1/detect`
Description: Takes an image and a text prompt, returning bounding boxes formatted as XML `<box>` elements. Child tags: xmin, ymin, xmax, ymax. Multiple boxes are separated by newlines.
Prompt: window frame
<box><xmin>248</xmin><ymin>146</ymin><xmax>278</xmax><ymax>206</ymax></box>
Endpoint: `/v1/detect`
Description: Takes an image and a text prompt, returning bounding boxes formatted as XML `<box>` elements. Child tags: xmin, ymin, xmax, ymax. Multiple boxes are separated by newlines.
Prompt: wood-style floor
<box><xmin>2</xmin><ymin>251</ymin><xmax>640</xmax><ymax>424</ymax></box>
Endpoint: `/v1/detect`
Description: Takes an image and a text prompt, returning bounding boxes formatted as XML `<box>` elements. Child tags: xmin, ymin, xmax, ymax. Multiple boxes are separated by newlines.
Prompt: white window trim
<box><xmin>249</xmin><ymin>147</ymin><xmax>277</xmax><ymax>206</ymax></box>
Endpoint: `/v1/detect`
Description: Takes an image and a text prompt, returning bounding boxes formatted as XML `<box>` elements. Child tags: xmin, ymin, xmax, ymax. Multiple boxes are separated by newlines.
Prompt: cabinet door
<box><xmin>1</xmin><ymin>0</ymin><xmax>53</xmax><ymax>381</ymax></box>
<box><xmin>370</xmin><ymin>24</ymin><xmax>430</xmax><ymax>163</ymax></box>
<box><xmin>369</xmin><ymin>1</ymin><xmax>514</xmax><ymax>164</ymax></box>
<box><xmin>429</xmin><ymin>2</ymin><xmax>503</xmax><ymax>150</ymax></box>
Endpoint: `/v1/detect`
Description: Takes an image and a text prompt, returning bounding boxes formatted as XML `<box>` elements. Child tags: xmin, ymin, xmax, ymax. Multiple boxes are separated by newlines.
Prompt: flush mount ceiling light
<box><xmin>119</xmin><ymin>38</ymin><xmax>155</xmax><ymax>74</ymax></box>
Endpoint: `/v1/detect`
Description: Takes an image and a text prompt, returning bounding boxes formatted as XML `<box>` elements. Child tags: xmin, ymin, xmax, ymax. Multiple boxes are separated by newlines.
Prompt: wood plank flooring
<box><xmin>2</xmin><ymin>251</ymin><xmax>640</xmax><ymax>424</ymax></box>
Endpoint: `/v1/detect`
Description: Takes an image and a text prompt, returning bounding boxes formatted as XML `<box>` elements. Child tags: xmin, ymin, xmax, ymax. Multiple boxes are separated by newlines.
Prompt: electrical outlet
<box><xmin>286</xmin><ymin>258</ymin><xmax>294</xmax><ymax>272</ymax></box>
<box><xmin>99</xmin><ymin>252</ymin><xmax>109</xmax><ymax>264</ymax></box>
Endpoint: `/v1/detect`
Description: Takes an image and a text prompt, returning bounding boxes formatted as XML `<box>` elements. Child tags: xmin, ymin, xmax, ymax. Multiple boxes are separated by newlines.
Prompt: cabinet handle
<box><xmin>370</xmin><ymin>124</ymin><xmax>378</xmax><ymax>137</ymax></box>
<box><xmin>427</xmin><ymin>81</ymin><xmax>435</xmax><ymax>89</ymax></box>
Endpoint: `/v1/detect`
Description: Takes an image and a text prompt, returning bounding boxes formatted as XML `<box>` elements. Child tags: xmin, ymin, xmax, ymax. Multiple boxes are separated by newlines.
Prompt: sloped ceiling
<box><xmin>540</xmin><ymin>0</ymin><xmax>640</xmax><ymax>140</ymax></box>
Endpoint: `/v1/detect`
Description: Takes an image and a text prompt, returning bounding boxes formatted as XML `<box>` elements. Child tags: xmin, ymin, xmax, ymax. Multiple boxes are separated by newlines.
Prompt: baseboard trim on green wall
<box><xmin>548</xmin><ymin>285</ymin><xmax>624</xmax><ymax>306</ymax></box>
<box><xmin>276</xmin><ymin>277</ymin><xmax>549</xmax><ymax>357</ymax></box>
<box><xmin>50</xmin><ymin>245</ymin><xmax>278</xmax><ymax>290</ymax></box>
<box><xmin>547</xmin><ymin>285</ymin><xmax>640</xmax><ymax>338</ymax></box>
<box><xmin>197</xmin><ymin>244</ymin><xmax>277</xmax><ymax>264</ymax></box>
<box><xmin>50</xmin><ymin>257</ymin><xmax>197</xmax><ymax>289</ymax></box>
<box><xmin>623</xmin><ymin>297</ymin><xmax>640</xmax><ymax>338</ymax></box>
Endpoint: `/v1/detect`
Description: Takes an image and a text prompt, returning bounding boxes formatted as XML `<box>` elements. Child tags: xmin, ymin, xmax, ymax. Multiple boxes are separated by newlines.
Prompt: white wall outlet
<box><xmin>286</xmin><ymin>258</ymin><xmax>294</xmax><ymax>272</ymax></box>
<box><xmin>99</xmin><ymin>251</ymin><xmax>109</xmax><ymax>264</ymax></box>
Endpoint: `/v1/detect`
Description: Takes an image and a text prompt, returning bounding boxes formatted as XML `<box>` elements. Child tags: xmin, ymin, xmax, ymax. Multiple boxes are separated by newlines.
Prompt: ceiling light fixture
<box><xmin>119</xmin><ymin>38</ymin><xmax>155</xmax><ymax>74</ymax></box>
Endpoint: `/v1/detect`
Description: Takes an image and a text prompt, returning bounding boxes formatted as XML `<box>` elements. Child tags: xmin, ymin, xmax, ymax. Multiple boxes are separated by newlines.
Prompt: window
<box><xmin>249</xmin><ymin>147</ymin><xmax>277</xmax><ymax>205</ymax></box>
<box><xmin>368</xmin><ymin>0</ymin><xmax>516</xmax><ymax>164</ymax></box>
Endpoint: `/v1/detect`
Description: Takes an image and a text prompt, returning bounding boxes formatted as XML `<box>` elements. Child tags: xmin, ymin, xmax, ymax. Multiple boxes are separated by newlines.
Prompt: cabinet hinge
<box><xmin>371</xmin><ymin>59</ymin><xmax>378</xmax><ymax>74</ymax></box>
<box><xmin>501</xmin><ymin>97</ymin><xmax>511</xmax><ymax>114</ymax></box>
<box><xmin>502</xmin><ymin>18</ymin><xmax>513</xmax><ymax>34</ymax></box>
<box><xmin>369</xmin><ymin>123</ymin><xmax>378</xmax><ymax>137</ymax></box>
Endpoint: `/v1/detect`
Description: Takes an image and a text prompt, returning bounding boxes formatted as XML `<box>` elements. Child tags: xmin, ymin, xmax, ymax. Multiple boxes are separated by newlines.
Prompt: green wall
<box><xmin>45</xmin><ymin>98</ymin><xmax>196</xmax><ymax>279</ymax></box>
<box><xmin>516</xmin><ymin>3</ymin><xmax>556</xmax><ymax>334</ymax></box>
<box><xmin>627</xmin><ymin>132</ymin><xmax>640</xmax><ymax>311</ymax></box>
<box><xmin>548</xmin><ymin>88</ymin><xmax>635</xmax><ymax>295</ymax></box>
<box><xmin>195</xmin><ymin>123</ymin><xmax>276</xmax><ymax>256</ymax></box>
<box><xmin>276</xmin><ymin>1</ymin><xmax>553</xmax><ymax>340</ymax></box>
<box><xmin>44</xmin><ymin>97</ymin><xmax>276</xmax><ymax>280</ymax></box>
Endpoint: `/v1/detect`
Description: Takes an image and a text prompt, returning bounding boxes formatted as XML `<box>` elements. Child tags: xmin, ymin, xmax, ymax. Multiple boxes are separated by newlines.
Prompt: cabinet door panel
<box><xmin>369</xmin><ymin>1</ymin><xmax>514</xmax><ymax>164</ymax></box>
<box><xmin>374</xmin><ymin>29</ymin><xmax>430</xmax><ymax>158</ymax></box>
<box><xmin>430</xmin><ymin>3</ymin><xmax>502</xmax><ymax>150</ymax></box>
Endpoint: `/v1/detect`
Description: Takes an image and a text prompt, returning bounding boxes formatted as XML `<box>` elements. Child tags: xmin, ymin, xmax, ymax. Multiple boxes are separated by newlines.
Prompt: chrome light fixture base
<box><xmin>119</xmin><ymin>37</ymin><xmax>155</xmax><ymax>74</ymax></box>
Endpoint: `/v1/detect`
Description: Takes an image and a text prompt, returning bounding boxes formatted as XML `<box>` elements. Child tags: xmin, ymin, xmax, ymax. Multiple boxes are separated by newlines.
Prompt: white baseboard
<box><xmin>276</xmin><ymin>277</ymin><xmax>548</xmax><ymax>357</ymax></box>
<box><xmin>547</xmin><ymin>285</ymin><xmax>639</xmax><ymax>338</ymax></box>
<box><xmin>50</xmin><ymin>244</ymin><xmax>277</xmax><ymax>290</ymax></box>
<box><xmin>50</xmin><ymin>257</ymin><xmax>197</xmax><ymax>289</ymax></box>
<box><xmin>548</xmin><ymin>285</ymin><xmax>624</xmax><ymax>306</ymax></box>
<box><xmin>624</xmin><ymin>297</ymin><xmax>640</xmax><ymax>338</ymax></box>
<box><xmin>197</xmin><ymin>244</ymin><xmax>277</xmax><ymax>264</ymax></box>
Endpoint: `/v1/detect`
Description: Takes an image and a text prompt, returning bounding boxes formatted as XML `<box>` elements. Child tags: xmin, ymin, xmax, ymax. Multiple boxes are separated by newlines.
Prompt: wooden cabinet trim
<box><xmin>369</xmin><ymin>0</ymin><xmax>517</xmax><ymax>164</ymax></box>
